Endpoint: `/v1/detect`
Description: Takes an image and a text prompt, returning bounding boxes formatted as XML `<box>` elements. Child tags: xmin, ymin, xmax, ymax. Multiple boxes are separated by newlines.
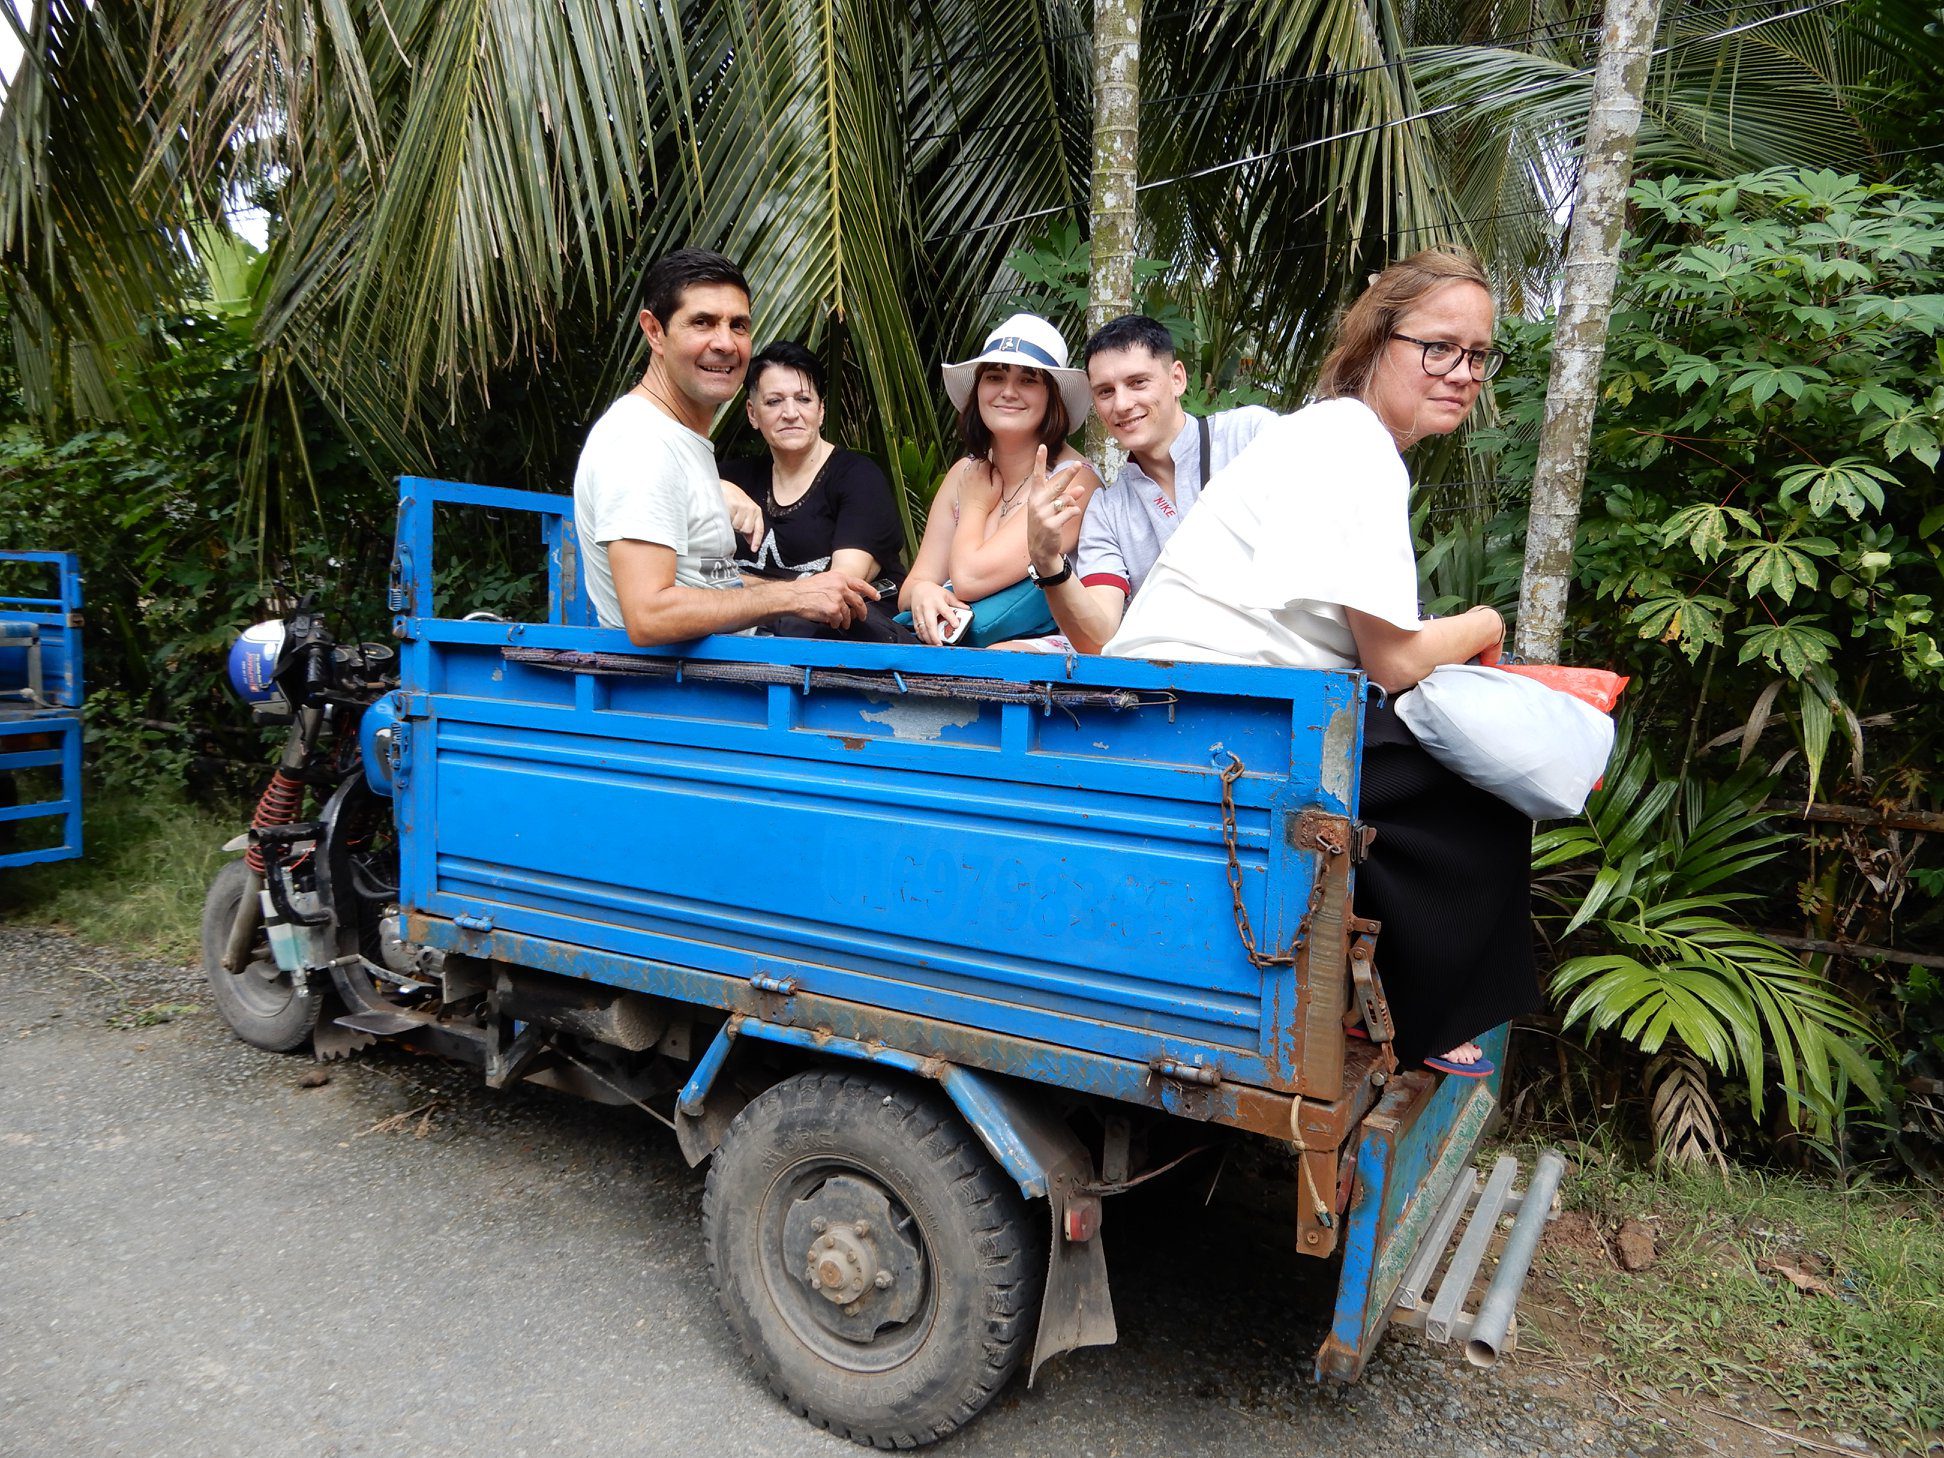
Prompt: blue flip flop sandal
<box><xmin>1422</xmin><ymin>1053</ymin><xmax>1495</xmax><ymax>1078</ymax></box>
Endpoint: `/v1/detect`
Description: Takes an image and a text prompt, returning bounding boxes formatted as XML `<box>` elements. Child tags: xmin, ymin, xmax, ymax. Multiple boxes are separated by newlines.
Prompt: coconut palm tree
<box><xmin>0</xmin><ymin>0</ymin><xmax>1929</xmax><ymax>536</ymax></box>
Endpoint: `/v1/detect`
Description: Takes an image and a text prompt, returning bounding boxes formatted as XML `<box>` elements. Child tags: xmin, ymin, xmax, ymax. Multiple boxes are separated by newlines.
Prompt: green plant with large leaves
<box><xmin>1473</xmin><ymin>167</ymin><xmax>1944</xmax><ymax>806</ymax></box>
<box><xmin>1536</xmin><ymin>717</ymin><xmax>1887</xmax><ymax>1163</ymax></box>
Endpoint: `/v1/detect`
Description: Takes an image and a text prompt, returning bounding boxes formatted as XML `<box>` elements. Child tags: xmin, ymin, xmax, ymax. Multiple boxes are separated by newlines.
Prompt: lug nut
<box><xmin>808</xmin><ymin>1270</ymin><xmax>823</xmax><ymax>1288</ymax></box>
<box><xmin>853</xmin><ymin>1220</ymin><xmax>870</xmax><ymax>1237</ymax></box>
<box><xmin>811</xmin><ymin>1217</ymin><xmax>827</xmax><ymax>1233</ymax></box>
<box><xmin>874</xmin><ymin>1271</ymin><xmax>894</xmax><ymax>1289</ymax></box>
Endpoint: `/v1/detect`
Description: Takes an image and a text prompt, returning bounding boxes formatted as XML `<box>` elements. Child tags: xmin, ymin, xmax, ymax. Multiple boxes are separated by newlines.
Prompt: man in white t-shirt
<box><xmin>1020</xmin><ymin>315</ymin><xmax>1276</xmax><ymax>654</ymax></box>
<box><xmin>574</xmin><ymin>248</ymin><xmax>876</xmax><ymax>644</ymax></box>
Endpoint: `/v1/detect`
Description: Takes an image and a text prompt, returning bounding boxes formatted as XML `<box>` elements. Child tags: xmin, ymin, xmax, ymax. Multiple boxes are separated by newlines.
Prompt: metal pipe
<box><xmin>1425</xmin><ymin>1155</ymin><xmax>1517</xmax><ymax>1343</ymax></box>
<box><xmin>220</xmin><ymin>870</ymin><xmax>265</xmax><ymax>972</ymax></box>
<box><xmin>1394</xmin><ymin>1166</ymin><xmax>1478</xmax><ymax>1310</ymax></box>
<box><xmin>1466</xmin><ymin>1150</ymin><xmax>1567</xmax><ymax>1367</ymax></box>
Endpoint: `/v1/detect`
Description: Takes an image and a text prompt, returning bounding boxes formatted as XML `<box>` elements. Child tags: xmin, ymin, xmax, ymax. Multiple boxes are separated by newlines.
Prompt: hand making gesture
<box><xmin>1024</xmin><ymin>445</ymin><xmax>1080</xmax><ymax>577</ymax></box>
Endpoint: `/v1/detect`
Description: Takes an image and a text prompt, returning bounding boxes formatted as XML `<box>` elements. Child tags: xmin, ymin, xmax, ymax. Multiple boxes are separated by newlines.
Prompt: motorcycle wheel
<box><xmin>201</xmin><ymin>857</ymin><xmax>322</xmax><ymax>1052</ymax></box>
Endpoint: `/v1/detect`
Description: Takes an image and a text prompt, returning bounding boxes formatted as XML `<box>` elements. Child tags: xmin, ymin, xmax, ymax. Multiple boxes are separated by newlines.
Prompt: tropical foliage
<box><xmin>1</xmin><ymin>0</ymin><xmax>1933</xmax><ymax>528</ymax></box>
<box><xmin>1536</xmin><ymin>721</ymin><xmax>1885</xmax><ymax>1161</ymax></box>
<box><xmin>1472</xmin><ymin>166</ymin><xmax>1942</xmax><ymax>1168</ymax></box>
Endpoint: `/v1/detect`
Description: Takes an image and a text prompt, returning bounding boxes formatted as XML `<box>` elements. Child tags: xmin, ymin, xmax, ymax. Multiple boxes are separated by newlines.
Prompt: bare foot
<box><xmin>1439</xmin><ymin>1041</ymin><xmax>1483</xmax><ymax>1065</ymax></box>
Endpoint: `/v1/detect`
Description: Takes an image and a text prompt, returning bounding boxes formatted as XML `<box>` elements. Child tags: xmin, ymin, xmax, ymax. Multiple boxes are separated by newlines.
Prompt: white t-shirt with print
<box><xmin>1104</xmin><ymin>397</ymin><xmax>1422</xmax><ymax>668</ymax></box>
<box><xmin>574</xmin><ymin>393</ymin><xmax>741</xmax><ymax>629</ymax></box>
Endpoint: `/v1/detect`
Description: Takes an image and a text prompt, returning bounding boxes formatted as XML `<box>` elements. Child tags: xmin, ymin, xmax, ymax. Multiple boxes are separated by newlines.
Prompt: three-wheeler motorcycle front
<box><xmin>202</xmin><ymin>477</ymin><xmax>1561</xmax><ymax>1447</ymax></box>
<box><xmin>0</xmin><ymin>550</ymin><xmax>84</xmax><ymax>871</ymax></box>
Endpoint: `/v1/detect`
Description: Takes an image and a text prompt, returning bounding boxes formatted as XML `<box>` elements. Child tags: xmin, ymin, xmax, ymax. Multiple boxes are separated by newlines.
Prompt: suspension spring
<box><xmin>244</xmin><ymin>770</ymin><xmax>307</xmax><ymax>874</ymax></box>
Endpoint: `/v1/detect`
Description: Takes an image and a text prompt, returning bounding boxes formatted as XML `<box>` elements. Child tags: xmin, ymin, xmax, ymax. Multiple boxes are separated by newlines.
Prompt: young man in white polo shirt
<box><xmin>1022</xmin><ymin>315</ymin><xmax>1277</xmax><ymax>654</ymax></box>
<box><xmin>574</xmin><ymin>248</ymin><xmax>876</xmax><ymax>645</ymax></box>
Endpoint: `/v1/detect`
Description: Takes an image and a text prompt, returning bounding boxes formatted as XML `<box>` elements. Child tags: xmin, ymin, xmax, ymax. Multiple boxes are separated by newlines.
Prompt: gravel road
<box><xmin>1</xmin><ymin>926</ymin><xmax>1704</xmax><ymax>1458</ymax></box>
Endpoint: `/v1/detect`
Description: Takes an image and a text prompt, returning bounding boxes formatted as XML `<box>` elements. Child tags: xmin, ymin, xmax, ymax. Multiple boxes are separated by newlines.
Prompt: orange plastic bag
<box><xmin>1495</xmin><ymin>664</ymin><xmax>1630</xmax><ymax>714</ymax></box>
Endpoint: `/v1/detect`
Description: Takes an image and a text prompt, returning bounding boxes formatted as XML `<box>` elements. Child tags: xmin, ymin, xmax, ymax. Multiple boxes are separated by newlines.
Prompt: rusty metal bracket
<box><xmin>1347</xmin><ymin>916</ymin><xmax>1396</xmax><ymax>1044</ymax></box>
<box><xmin>1290</xmin><ymin>808</ymin><xmax>1376</xmax><ymax>864</ymax></box>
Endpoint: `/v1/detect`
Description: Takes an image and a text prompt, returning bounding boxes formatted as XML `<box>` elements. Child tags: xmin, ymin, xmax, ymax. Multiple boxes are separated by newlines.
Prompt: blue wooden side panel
<box><xmin>387</xmin><ymin>480</ymin><xmax>1368</xmax><ymax>1099</ymax></box>
<box><xmin>0</xmin><ymin>551</ymin><xmax>83</xmax><ymax>709</ymax></box>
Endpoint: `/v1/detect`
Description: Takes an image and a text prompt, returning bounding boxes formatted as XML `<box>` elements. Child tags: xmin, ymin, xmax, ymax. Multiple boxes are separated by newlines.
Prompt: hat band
<box><xmin>982</xmin><ymin>335</ymin><xmax>1062</xmax><ymax>371</ymax></box>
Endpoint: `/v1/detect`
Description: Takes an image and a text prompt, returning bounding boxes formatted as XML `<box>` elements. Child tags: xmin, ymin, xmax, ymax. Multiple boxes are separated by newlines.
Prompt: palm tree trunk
<box><xmin>1514</xmin><ymin>0</ymin><xmax>1663</xmax><ymax>664</ymax></box>
<box><xmin>1085</xmin><ymin>0</ymin><xmax>1141</xmax><ymax>463</ymax></box>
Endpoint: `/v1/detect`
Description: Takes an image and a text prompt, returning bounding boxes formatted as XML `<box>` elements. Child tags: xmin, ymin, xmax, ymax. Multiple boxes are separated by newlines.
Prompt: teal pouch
<box><xmin>893</xmin><ymin>577</ymin><xmax>1056</xmax><ymax>646</ymax></box>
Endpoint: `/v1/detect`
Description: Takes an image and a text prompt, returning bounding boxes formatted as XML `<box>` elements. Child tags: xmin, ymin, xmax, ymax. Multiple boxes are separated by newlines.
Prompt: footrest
<box><xmin>334</xmin><ymin>1010</ymin><xmax>424</xmax><ymax>1036</ymax></box>
<box><xmin>1389</xmin><ymin>1148</ymin><xmax>1565</xmax><ymax>1366</ymax></box>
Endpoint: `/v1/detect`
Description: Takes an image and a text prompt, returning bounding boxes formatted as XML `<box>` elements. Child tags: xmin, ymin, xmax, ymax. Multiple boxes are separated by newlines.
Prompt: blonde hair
<box><xmin>1314</xmin><ymin>247</ymin><xmax>1493</xmax><ymax>402</ymax></box>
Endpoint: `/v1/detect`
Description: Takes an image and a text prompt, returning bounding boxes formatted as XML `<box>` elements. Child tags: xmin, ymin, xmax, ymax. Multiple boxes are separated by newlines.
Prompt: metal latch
<box><xmin>749</xmin><ymin>972</ymin><xmax>798</xmax><ymax>996</ymax></box>
<box><xmin>1150</xmin><ymin>1057</ymin><xmax>1220</xmax><ymax>1087</ymax></box>
<box><xmin>1348</xmin><ymin>915</ymin><xmax>1396</xmax><ymax>1043</ymax></box>
<box><xmin>453</xmin><ymin>913</ymin><xmax>494</xmax><ymax>933</ymax></box>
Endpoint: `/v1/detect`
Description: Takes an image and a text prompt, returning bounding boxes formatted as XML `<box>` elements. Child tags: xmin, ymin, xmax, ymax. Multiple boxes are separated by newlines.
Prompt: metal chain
<box><xmin>1217</xmin><ymin>754</ymin><xmax>1298</xmax><ymax>968</ymax></box>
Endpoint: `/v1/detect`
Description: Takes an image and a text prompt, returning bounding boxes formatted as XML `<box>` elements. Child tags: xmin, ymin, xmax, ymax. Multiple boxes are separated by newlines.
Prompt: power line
<box><xmin>1138</xmin><ymin>11</ymin><xmax>1605</xmax><ymax>111</ymax></box>
<box><xmin>1131</xmin><ymin>0</ymin><xmax>1854</xmax><ymax>197</ymax></box>
<box><xmin>920</xmin><ymin>0</ymin><xmax>1855</xmax><ymax>243</ymax></box>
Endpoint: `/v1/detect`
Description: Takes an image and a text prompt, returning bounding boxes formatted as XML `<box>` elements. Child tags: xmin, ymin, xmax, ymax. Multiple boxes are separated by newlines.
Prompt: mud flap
<box><xmin>1029</xmin><ymin>1194</ymin><xmax>1117</xmax><ymax>1386</ymax></box>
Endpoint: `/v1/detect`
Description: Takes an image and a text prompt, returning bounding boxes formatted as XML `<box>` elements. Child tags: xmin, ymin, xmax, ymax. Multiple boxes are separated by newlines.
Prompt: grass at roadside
<box><xmin>1522</xmin><ymin>1143</ymin><xmax>1944</xmax><ymax>1455</ymax></box>
<box><xmin>0</xmin><ymin>789</ymin><xmax>242</xmax><ymax>963</ymax></box>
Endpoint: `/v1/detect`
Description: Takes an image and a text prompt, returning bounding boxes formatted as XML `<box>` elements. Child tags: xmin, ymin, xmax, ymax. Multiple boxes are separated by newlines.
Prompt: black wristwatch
<box><xmin>1028</xmin><ymin>554</ymin><xmax>1074</xmax><ymax>590</ymax></box>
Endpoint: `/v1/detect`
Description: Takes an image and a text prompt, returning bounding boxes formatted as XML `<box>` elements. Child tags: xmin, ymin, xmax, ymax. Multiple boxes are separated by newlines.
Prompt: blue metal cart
<box><xmin>0</xmin><ymin>551</ymin><xmax>84</xmax><ymax>870</ymax></box>
<box><xmin>206</xmin><ymin>479</ymin><xmax>1560</xmax><ymax>1447</ymax></box>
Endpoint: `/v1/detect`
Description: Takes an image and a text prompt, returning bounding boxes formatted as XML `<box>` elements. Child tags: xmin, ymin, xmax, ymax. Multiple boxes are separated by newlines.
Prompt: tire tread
<box><xmin>701</xmin><ymin>1069</ymin><xmax>1042</xmax><ymax>1448</ymax></box>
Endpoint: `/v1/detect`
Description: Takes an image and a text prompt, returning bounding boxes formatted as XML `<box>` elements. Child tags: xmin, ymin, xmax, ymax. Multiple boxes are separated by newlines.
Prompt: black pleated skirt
<box><xmin>1352</xmin><ymin>696</ymin><xmax>1541</xmax><ymax>1067</ymax></box>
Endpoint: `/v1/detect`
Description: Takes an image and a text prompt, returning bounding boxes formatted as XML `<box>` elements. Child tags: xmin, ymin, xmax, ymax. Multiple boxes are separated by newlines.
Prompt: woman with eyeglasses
<box><xmin>1107</xmin><ymin>247</ymin><xmax>1531</xmax><ymax>1080</ymax></box>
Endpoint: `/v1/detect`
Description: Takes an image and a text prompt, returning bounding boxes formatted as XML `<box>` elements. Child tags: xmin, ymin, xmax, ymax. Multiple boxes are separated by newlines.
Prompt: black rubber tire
<box><xmin>703</xmin><ymin>1069</ymin><xmax>1042</xmax><ymax>1448</ymax></box>
<box><xmin>200</xmin><ymin>857</ymin><xmax>322</xmax><ymax>1053</ymax></box>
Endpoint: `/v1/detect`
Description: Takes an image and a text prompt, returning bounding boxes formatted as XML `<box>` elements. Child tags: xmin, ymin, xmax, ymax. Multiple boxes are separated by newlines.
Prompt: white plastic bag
<box><xmin>1393</xmin><ymin>663</ymin><xmax>1615</xmax><ymax>820</ymax></box>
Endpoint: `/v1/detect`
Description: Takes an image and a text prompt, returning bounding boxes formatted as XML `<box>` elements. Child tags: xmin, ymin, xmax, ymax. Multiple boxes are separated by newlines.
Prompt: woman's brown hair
<box><xmin>957</xmin><ymin>364</ymin><xmax>1072</xmax><ymax>456</ymax></box>
<box><xmin>1314</xmin><ymin>247</ymin><xmax>1493</xmax><ymax>402</ymax></box>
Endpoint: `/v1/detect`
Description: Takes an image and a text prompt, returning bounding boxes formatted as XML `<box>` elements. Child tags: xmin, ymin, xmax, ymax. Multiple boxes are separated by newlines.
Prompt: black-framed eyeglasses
<box><xmin>1390</xmin><ymin>333</ymin><xmax>1506</xmax><ymax>381</ymax></box>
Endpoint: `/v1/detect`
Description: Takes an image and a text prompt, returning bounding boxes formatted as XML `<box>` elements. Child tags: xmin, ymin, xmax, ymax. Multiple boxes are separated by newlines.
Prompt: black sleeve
<box><xmin>718</xmin><ymin>455</ymin><xmax>769</xmax><ymax>495</ymax></box>
<box><xmin>824</xmin><ymin>451</ymin><xmax>907</xmax><ymax>584</ymax></box>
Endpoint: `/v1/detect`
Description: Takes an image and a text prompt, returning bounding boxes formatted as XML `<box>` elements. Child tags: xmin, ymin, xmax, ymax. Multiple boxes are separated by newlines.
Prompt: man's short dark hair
<box><xmin>643</xmin><ymin>248</ymin><xmax>750</xmax><ymax>325</ymax></box>
<box><xmin>1083</xmin><ymin>314</ymin><xmax>1178</xmax><ymax>367</ymax></box>
<box><xmin>747</xmin><ymin>340</ymin><xmax>826</xmax><ymax>398</ymax></box>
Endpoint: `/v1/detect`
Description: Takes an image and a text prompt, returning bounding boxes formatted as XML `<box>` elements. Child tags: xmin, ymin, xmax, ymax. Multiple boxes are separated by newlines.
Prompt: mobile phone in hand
<box><xmin>941</xmin><ymin>605</ymin><xmax>975</xmax><ymax>645</ymax></box>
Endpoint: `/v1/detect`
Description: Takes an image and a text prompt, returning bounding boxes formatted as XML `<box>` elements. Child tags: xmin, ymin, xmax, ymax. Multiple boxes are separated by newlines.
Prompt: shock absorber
<box><xmin>223</xmin><ymin>702</ymin><xmax>326</xmax><ymax>973</ymax></box>
<box><xmin>243</xmin><ymin>770</ymin><xmax>307</xmax><ymax>874</ymax></box>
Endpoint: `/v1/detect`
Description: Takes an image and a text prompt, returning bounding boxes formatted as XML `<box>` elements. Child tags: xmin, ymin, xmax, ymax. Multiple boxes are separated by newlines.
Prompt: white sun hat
<box><xmin>941</xmin><ymin>313</ymin><xmax>1092</xmax><ymax>431</ymax></box>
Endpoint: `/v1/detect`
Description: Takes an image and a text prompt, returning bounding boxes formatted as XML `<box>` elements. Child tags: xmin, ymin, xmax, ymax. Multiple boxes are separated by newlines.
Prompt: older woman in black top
<box><xmin>720</xmin><ymin>342</ymin><xmax>912</xmax><ymax>642</ymax></box>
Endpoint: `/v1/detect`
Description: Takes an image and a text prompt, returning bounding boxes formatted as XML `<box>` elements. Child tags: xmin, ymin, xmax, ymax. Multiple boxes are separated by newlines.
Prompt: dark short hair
<box><xmin>642</xmin><ymin>248</ymin><xmax>750</xmax><ymax>325</ymax></box>
<box><xmin>957</xmin><ymin>363</ymin><xmax>1072</xmax><ymax>455</ymax></box>
<box><xmin>747</xmin><ymin>340</ymin><xmax>825</xmax><ymax>399</ymax></box>
<box><xmin>1083</xmin><ymin>314</ymin><xmax>1177</xmax><ymax>367</ymax></box>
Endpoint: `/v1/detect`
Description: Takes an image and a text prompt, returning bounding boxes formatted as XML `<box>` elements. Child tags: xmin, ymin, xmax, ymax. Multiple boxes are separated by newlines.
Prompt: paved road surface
<box><xmin>0</xmin><ymin>928</ymin><xmax>1652</xmax><ymax>1458</ymax></box>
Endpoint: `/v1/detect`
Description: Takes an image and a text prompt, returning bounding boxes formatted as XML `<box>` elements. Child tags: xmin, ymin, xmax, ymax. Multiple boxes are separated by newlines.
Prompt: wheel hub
<box><xmin>781</xmin><ymin>1173</ymin><xmax>924</xmax><ymax>1341</ymax></box>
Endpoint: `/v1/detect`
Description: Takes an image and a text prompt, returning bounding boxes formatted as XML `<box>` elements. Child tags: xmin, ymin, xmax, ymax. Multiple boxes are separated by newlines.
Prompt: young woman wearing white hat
<box><xmin>898</xmin><ymin>314</ymin><xmax>1101</xmax><ymax>646</ymax></box>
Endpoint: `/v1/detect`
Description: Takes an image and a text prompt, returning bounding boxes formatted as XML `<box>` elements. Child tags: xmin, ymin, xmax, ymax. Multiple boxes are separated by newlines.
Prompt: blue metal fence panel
<box><xmin>390</xmin><ymin>481</ymin><xmax>1368</xmax><ymax>1099</ymax></box>
<box><xmin>0</xmin><ymin>713</ymin><xmax>83</xmax><ymax>867</ymax></box>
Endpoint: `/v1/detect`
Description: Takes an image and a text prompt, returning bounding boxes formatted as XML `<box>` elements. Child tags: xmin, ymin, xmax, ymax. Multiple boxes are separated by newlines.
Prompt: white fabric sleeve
<box><xmin>585</xmin><ymin>428</ymin><xmax>693</xmax><ymax>554</ymax></box>
<box><xmin>1234</xmin><ymin>400</ymin><xmax>1421</xmax><ymax>631</ymax></box>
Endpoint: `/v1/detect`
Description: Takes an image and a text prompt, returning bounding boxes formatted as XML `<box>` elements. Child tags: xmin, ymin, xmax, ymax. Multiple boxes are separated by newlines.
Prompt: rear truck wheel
<box><xmin>703</xmin><ymin>1069</ymin><xmax>1042</xmax><ymax>1448</ymax></box>
<box><xmin>201</xmin><ymin>857</ymin><xmax>322</xmax><ymax>1052</ymax></box>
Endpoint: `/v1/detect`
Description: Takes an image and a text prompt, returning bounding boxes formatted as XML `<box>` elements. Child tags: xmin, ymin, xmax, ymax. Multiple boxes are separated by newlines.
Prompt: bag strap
<box><xmin>1197</xmin><ymin>412</ymin><xmax>1211</xmax><ymax>490</ymax></box>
